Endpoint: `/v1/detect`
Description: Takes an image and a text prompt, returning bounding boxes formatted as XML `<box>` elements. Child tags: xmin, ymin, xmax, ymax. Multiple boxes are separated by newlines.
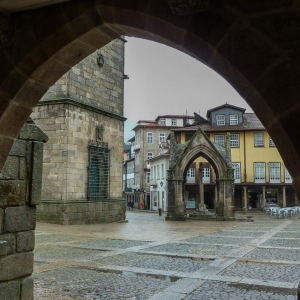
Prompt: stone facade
<box><xmin>0</xmin><ymin>119</ymin><xmax>47</xmax><ymax>300</ymax></box>
<box><xmin>31</xmin><ymin>39</ymin><xmax>126</xmax><ymax>225</ymax></box>
<box><xmin>166</xmin><ymin>129</ymin><xmax>235</xmax><ymax>221</ymax></box>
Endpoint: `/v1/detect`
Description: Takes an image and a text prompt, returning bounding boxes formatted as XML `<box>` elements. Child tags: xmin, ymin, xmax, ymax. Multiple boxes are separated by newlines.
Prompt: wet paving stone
<box><xmin>244</xmin><ymin>247</ymin><xmax>300</xmax><ymax>262</ymax></box>
<box><xmin>206</xmin><ymin>230</ymin><xmax>266</xmax><ymax>238</ymax></box>
<box><xmin>35</xmin><ymin>233</ymin><xmax>89</xmax><ymax>245</ymax></box>
<box><xmin>144</xmin><ymin>242</ymin><xmax>238</xmax><ymax>256</ymax></box>
<box><xmin>184</xmin><ymin>236</ymin><xmax>253</xmax><ymax>245</ymax></box>
<box><xmin>182</xmin><ymin>281</ymin><xmax>296</xmax><ymax>300</ymax></box>
<box><xmin>71</xmin><ymin>238</ymin><xmax>150</xmax><ymax>249</ymax></box>
<box><xmin>261</xmin><ymin>238</ymin><xmax>300</xmax><ymax>248</ymax></box>
<box><xmin>33</xmin><ymin>212</ymin><xmax>300</xmax><ymax>299</ymax></box>
<box><xmin>273</xmin><ymin>231</ymin><xmax>300</xmax><ymax>238</ymax></box>
<box><xmin>35</xmin><ymin>245</ymin><xmax>105</xmax><ymax>262</ymax></box>
<box><xmin>94</xmin><ymin>252</ymin><xmax>211</xmax><ymax>272</ymax></box>
<box><xmin>34</xmin><ymin>265</ymin><xmax>172</xmax><ymax>300</ymax></box>
<box><xmin>219</xmin><ymin>261</ymin><xmax>300</xmax><ymax>282</ymax></box>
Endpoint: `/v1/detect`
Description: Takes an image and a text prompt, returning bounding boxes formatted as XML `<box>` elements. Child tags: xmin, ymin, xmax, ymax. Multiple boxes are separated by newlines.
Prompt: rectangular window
<box><xmin>157</xmin><ymin>165</ymin><xmax>160</xmax><ymax>179</ymax></box>
<box><xmin>186</xmin><ymin>168</ymin><xmax>195</xmax><ymax>183</ymax></box>
<box><xmin>159</xmin><ymin>133</ymin><xmax>165</xmax><ymax>142</ymax></box>
<box><xmin>154</xmin><ymin>166</ymin><xmax>156</xmax><ymax>181</ymax></box>
<box><xmin>147</xmin><ymin>132</ymin><xmax>153</xmax><ymax>144</ymax></box>
<box><xmin>161</xmin><ymin>164</ymin><xmax>164</xmax><ymax>179</ymax></box>
<box><xmin>127</xmin><ymin>161</ymin><xmax>134</xmax><ymax>174</ymax></box>
<box><xmin>150</xmin><ymin>167</ymin><xmax>153</xmax><ymax>180</ymax></box>
<box><xmin>230</xmin><ymin>133</ymin><xmax>240</xmax><ymax>148</ymax></box>
<box><xmin>88</xmin><ymin>144</ymin><xmax>110</xmax><ymax>201</ymax></box>
<box><xmin>269</xmin><ymin>137</ymin><xmax>275</xmax><ymax>147</ymax></box>
<box><xmin>269</xmin><ymin>163</ymin><xmax>280</xmax><ymax>183</ymax></box>
<box><xmin>284</xmin><ymin>166</ymin><xmax>292</xmax><ymax>183</ymax></box>
<box><xmin>127</xmin><ymin>178</ymin><xmax>134</xmax><ymax>188</ymax></box>
<box><xmin>232</xmin><ymin>163</ymin><xmax>241</xmax><ymax>183</ymax></box>
<box><xmin>254</xmin><ymin>132</ymin><xmax>264</xmax><ymax>147</ymax></box>
<box><xmin>171</xmin><ymin>118</ymin><xmax>177</xmax><ymax>126</ymax></box>
<box><xmin>230</xmin><ymin>114</ymin><xmax>238</xmax><ymax>125</ymax></box>
<box><xmin>136</xmin><ymin>133</ymin><xmax>140</xmax><ymax>145</ymax></box>
<box><xmin>202</xmin><ymin>168</ymin><xmax>211</xmax><ymax>183</ymax></box>
<box><xmin>254</xmin><ymin>162</ymin><xmax>265</xmax><ymax>183</ymax></box>
<box><xmin>146</xmin><ymin>172</ymin><xmax>150</xmax><ymax>184</ymax></box>
<box><xmin>214</xmin><ymin>134</ymin><xmax>225</xmax><ymax>145</ymax></box>
<box><xmin>160</xmin><ymin>118</ymin><xmax>166</xmax><ymax>125</ymax></box>
<box><xmin>216</xmin><ymin>115</ymin><xmax>225</xmax><ymax>125</ymax></box>
<box><xmin>147</xmin><ymin>152</ymin><xmax>153</xmax><ymax>160</ymax></box>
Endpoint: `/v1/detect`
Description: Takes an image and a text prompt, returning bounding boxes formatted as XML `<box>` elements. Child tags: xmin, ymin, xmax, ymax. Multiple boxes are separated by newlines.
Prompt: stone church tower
<box><xmin>31</xmin><ymin>38</ymin><xmax>126</xmax><ymax>224</ymax></box>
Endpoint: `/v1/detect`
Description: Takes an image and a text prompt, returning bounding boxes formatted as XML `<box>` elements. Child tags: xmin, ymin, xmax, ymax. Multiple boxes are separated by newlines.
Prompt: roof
<box><xmin>172</xmin><ymin>113</ymin><xmax>265</xmax><ymax>133</ymax></box>
<box><xmin>206</xmin><ymin>103</ymin><xmax>246</xmax><ymax>118</ymax></box>
<box><xmin>137</xmin><ymin>120</ymin><xmax>157</xmax><ymax>124</ymax></box>
<box><xmin>155</xmin><ymin>115</ymin><xmax>195</xmax><ymax>122</ymax></box>
<box><xmin>148</xmin><ymin>152</ymin><xmax>170</xmax><ymax>162</ymax></box>
<box><xmin>127</xmin><ymin>136</ymin><xmax>135</xmax><ymax>142</ymax></box>
<box><xmin>132</xmin><ymin>123</ymin><xmax>187</xmax><ymax>131</ymax></box>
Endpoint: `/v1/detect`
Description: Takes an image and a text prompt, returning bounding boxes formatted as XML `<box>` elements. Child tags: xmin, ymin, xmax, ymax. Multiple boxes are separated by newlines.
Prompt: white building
<box><xmin>149</xmin><ymin>153</ymin><xmax>170</xmax><ymax>211</ymax></box>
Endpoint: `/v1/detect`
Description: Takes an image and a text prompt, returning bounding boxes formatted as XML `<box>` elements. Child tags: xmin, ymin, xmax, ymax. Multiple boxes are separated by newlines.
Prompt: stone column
<box><xmin>262</xmin><ymin>186</ymin><xmax>266</xmax><ymax>208</ymax></box>
<box><xmin>282</xmin><ymin>186</ymin><xmax>286</xmax><ymax>208</ymax></box>
<box><xmin>243</xmin><ymin>186</ymin><xmax>247</xmax><ymax>208</ymax></box>
<box><xmin>214</xmin><ymin>185</ymin><xmax>218</xmax><ymax>210</ymax></box>
<box><xmin>198</xmin><ymin>163</ymin><xmax>205</xmax><ymax>211</ymax></box>
<box><xmin>295</xmin><ymin>193</ymin><xmax>299</xmax><ymax>206</ymax></box>
<box><xmin>166</xmin><ymin>175</ymin><xmax>186</xmax><ymax>221</ymax></box>
<box><xmin>0</xmin><ymin>118</ymin><xmax>48</xmax><ymax>300</ymax></box>
<box><xmin>216</xmin><ymin>178</ymin><xmax>235</xmax><ymax>221</ymax></box>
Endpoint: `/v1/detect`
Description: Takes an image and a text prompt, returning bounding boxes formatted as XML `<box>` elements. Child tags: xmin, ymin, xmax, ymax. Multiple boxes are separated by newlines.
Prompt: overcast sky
<box><xmin>123</xmin><ymin>37</ymin><xmax>252</xmax><ymax>142</ymax></box>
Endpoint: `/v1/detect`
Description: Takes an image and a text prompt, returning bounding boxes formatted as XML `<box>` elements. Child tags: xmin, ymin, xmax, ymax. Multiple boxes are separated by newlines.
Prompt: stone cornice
<box><xmin>37</xmin><ymin>98</ymin><xmax>127</xmax><ymax>122</ymax></box>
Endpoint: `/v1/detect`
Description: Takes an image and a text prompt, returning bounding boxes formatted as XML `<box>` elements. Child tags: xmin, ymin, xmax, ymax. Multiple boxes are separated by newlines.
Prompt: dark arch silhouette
<box><xmin>0</xmin><ymin>0</ymin><xmax>299</xmax><ymax>197</ymax></box>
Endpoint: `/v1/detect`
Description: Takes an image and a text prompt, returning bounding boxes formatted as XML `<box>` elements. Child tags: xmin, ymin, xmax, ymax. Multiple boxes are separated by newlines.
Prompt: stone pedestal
<box><xmin>165</xmin><ymin>203</ymin><xmax>187</xmax><ymax>221</ymax></box>
<box><xmin>216</xmin><ymin>202</ymin><xmax>235</xmax><ymax>221</ymax></box>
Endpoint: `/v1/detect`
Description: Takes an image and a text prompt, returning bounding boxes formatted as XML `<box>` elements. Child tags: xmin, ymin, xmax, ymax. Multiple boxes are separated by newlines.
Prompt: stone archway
<box><xmin>166</xmin><ymin>128</ymin><xmax>235</xmax><ymax>221</ymax></box>
<box><xmin>0</xmin><ymin>0</ymin><xmax>300</xmax><ymax>202</ymax></box>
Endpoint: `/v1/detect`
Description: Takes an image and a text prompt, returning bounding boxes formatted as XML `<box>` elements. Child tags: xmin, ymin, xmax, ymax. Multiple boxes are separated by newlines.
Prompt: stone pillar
<box><xmin>166</xmin><ymin>174</ymin><xmax>186</xmax><ymax>221</ymax></box>
<box><xmin>214</xmin><ymin>185</ymin><xmax>218</xmax><ymax>210</ymax></box>
<box><xmin>282</xmin><ymin>186</ymin><xmax>286</xmax><ymax>208</ymax></box>
<box><xmin>198</xmin><ymin>163</ymin><xmax>205</xmax><ymax>211</ymax></box>
<box><xmin>0</xmin><ymin>118</ymin><xmax>48</xmax><ymax>300</ymax></box>
<box><xmin>262</xmin><ymin>186</ymin><xmax>266</xmax><ymax>208</ymax></box>
<box><xmin>295</xmin><ymin>193</ymin><xmax>299</xmax><ymax>206</ymax></box>
<box><xmin>243</xmin><ymin>186</ymin><xmax>247</xmax><ymax>208</ymax></box>
<box><xmin>215</xmin><ymin>178</ymin><xmax>235</xmax><ymax>221</ymax></box>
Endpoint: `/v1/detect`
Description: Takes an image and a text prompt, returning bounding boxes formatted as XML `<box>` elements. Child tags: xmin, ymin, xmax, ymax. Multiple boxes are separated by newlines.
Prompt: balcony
<box><xmin>124</xmin><ymin>187</ymin><xmax>133</xmax><ymax>193</ymax></box>
<box><xmin>158</xmin><ymin>141</ymin><xmax>169</xmax><ymax>149</ymax></box>
<box><xmin>150</xmin><ymin>179</ymin><xmax>157</xmax><ymax>186</ymax></box>
<box><xmin>132</xmin><ymin>143</ymin><xmax>140</xmax><ymax>151</ymax></box>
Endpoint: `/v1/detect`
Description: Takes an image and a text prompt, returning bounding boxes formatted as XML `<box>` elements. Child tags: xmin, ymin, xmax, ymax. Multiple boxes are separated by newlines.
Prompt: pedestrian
<box><xmin>131</xmin><ymin>202</ymin><xmax>134</xmax><ymax>209</ymax></box>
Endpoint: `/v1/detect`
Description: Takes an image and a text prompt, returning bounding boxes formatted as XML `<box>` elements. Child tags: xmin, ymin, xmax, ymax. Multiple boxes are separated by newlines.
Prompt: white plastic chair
<box><xmin>278</xmin><ymin>208</ymin><xmax>287</xmax><ymax>218</ymax></box>
<box><xmin>270</xmin><ymin>207</ymin><xmax>279</xmax><ymax>216</ymax></box>
<box><xmin>286</xmin><ymin>207</ymin><xmax>296</xmax><ymax>217</ymax></box>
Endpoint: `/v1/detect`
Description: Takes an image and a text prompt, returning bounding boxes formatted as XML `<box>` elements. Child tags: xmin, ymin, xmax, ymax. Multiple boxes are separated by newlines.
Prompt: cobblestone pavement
<box><xmin>33</xmin><ymin>211</ymin><xmax>300</xmax><ymax>299</ymax></box>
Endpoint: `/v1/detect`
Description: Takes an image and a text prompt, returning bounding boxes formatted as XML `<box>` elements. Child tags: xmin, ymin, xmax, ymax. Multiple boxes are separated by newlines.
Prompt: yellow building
<box><xmin>172</xmin><ymin>104</ymin><xmax>297</xmax><ymax>210</ymax></box>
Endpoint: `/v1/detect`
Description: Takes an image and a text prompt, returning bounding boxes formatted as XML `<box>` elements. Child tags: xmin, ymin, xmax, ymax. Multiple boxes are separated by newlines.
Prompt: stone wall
<box><xmin>40</xmin><ymin>38</ymin><xmax>125</xmax><ymax>116</ymax></box>
<box><xmin>0</xmin><ymin>120</ymin><xmax>47</xmax><ymax>300</ymax></box>
<box><xmin>37</xmin><ymin>199</ymin><xmax>126</xmax><ymax>225</ymax></box>
<box><xmin>32</xmin><ymin>104</ymin><xmax>124</xmax><ymax>202</ymax></box>
<box><xmin>31</xmin><ymin>38</ymin><xmax>126</xmax><ymax>224</ymax></box>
